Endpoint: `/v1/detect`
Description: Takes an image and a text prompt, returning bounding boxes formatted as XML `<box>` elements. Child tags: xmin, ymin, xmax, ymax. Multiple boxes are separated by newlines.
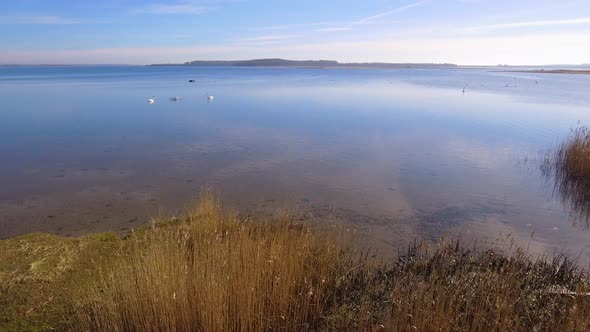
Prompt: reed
<box><xmin>68</xmin><ymin>192</ymin><xmax>590</xmax><ymax>331</ymax></box>
<box><xmin>72</xmin><ymin>191</ymin><xmax>358</xmax><ymax>331</ymax></box>
<box><xmin>543</xmin><ymin>126</ymin><xmax>590</xmax><ymax>226</ymax></box>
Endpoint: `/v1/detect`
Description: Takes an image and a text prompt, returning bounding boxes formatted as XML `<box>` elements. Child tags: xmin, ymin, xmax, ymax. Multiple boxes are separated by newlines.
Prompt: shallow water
<box><xmin>1</xmin><ymin>66</ymin><xmax>590</xmax><ymax>261</ymax></box>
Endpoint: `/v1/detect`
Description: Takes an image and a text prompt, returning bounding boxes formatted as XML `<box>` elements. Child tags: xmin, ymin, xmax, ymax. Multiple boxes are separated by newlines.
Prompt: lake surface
<box><xmin>2</xmin><ymin>65</ymin><xmax>590</xmax><ymax>261</ymax></box>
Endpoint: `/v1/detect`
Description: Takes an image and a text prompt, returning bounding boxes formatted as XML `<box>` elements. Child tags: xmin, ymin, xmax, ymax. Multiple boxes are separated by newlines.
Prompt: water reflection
<box><xmin>2</xmin><ymin>66</ymin><xmax>590</xmax><ymax>262</ymax></box>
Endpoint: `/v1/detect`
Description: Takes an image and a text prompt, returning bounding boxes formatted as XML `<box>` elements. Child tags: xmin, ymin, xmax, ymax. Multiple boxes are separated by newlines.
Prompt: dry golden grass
<box><xmin>68</xmin><ymin>191</ymin><xmax>590</xmax><ymax>332</ymax></box>
<box><xmin>555</xmin><ymin>127</ymin><xmax>590</xmax><ymax>179</ymax></box>
<box><xmin>72</xmin><ymin>191</ymin><xmax>359</xmax><ymax>331</ymax></box>
<box><xmin>543</xmin><ymin>126</ymin><xmax>590</xmax><ymax>225</ymax></box>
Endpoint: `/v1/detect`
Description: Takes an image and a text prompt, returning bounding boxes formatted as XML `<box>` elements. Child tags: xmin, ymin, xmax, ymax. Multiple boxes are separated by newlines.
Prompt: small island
<box><xmin>150</xmin><ymin>58</ymin><xmax>459</xmax><ymax>69</ymax></box>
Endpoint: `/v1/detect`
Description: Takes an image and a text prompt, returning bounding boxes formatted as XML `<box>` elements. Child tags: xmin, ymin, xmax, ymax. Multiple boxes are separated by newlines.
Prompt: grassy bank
<box><xmin>2</xmin><ymin>192</ymin><xmax>590</xmax><ymax>331</ymax></box>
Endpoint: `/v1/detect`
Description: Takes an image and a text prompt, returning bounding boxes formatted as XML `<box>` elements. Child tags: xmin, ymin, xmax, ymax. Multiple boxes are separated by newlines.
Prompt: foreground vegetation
<box><xmin>2</xmin><ymin>192</ymin><xmax>590</xmax><ymax>331</ymax></box>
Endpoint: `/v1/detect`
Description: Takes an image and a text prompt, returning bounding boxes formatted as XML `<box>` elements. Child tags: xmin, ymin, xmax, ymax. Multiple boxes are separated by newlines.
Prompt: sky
<box><xmin>1</xmin><ymin>0</ymin><xmax>590</xmax><ymax>65</ymax></box>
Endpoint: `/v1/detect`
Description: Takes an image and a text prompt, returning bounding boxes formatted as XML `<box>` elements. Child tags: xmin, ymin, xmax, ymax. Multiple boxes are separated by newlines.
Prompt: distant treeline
<box><xmin>150</xmin><ymin>58</ymin><xmax>459</xmax><ymax>69</ymax></box>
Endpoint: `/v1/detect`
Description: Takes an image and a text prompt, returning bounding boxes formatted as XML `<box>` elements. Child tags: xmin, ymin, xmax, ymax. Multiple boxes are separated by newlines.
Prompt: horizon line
<box><xmin>1</xmin><ymin>60</ymin><xmax>589</xmax><ymax>67</ymax></box>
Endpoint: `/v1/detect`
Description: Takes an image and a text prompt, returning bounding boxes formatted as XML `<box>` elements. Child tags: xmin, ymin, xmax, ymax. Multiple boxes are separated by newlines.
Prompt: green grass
<box><xmin>0</xmin><ymin>232</ymin><xmax>120</xmax><ymax>331</ymax></box>
<box><xmin>2</xmin><ymin>192</ymin><xmax>590</xmax><ymax>331</ymax></box>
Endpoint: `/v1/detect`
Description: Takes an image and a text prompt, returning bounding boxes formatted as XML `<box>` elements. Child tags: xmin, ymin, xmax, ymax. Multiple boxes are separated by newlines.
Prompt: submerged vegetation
<box><xmin>2</xmin><ymin>192</ymin><xmax>590</xmax><ymax>331</ymax></box>
<box><xmin>543</xmin><ymin>126</ymin><xmax>590</xmax><ymax>226</ymax></box>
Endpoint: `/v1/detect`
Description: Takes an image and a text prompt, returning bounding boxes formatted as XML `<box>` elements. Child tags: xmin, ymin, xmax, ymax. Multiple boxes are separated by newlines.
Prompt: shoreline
<box><xmin>500</xmin><ymin>69</ymin><xmax>590</xmax><ymax>75</ymax></box>
<box><xmin>2</xmin><ymin>195</ymin><xmax>590</xmax><ymax>331</ymax></box>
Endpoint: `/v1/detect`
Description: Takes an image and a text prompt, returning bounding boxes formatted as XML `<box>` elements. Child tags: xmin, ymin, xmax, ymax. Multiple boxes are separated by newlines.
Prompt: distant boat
<box><xmin>148</xmin><ymin>96</ymin><xmax>155</xmax><ymax>104</ymax></box>
<box><xmin>169</xmin><ymin>96</ymin><xmax>182</xmax><ymax>102</ymax></box>
<box><xmin>188</xmin><ymin>80</ymin><xmax>196</xmax><ymax>83</ymax></box>
<box><xmin>207</xmin><ymin>95</ymin><xmax>214</xmax><ymax>101</ymax></box>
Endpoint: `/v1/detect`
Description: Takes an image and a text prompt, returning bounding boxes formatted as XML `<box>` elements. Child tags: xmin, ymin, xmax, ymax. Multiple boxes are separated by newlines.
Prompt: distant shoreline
<box><xmin>149</xmin><ymin>58</ymin><xmax>459</xmax><ymax>70</ymax></box>
<box><xmin>502</xmin><ymin>69</ymin><xmax>590</xmax><ymax>75</ymax></box>
<box><xmin>149</xmin><ymin>59</ymin><xmax>590</xmax><ymax>72</ymax></box>
<box><xmin>149</xmin><ymin>64</ymin><xmax>461</xmax><ymax>70</ymax></box>
<box><xmin>148</xmin><ymin>65</ymin><xmax>463</xmax><ymax>71</ymax></box>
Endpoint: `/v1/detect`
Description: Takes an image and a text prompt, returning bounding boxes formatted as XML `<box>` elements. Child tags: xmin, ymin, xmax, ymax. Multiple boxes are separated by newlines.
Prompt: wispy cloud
<box><xmin>0</xmin><ymin>14</ymin><xmax>82</xmax><ymax>25</ymax></box>
<box><xmin>4</xmin><ymin>32</ymin><xmax>590</xmax><ymax>66</ymax></box>
<box><xmin>462</xmin><ymin>17</ymin><xmax>590</xmax><ymax>33</ymax></box>
<box><xmin>252</xmin><ymin>1</ymin><xmax>426</xmax><ymax>35</ymax></box>
<box><xmin>131</xmin><ymin>0</ymin><xmax>244</xmax><ymax>15</ymax></box>
<box><xmin>252</xmin><ymin>22</ymin><xmax>334</xmax><ymax>32</ymax></box>
<box><xmin>132</xmin><ymin>2</ymin><xmax>208</xmax><ymax>15</ymax></box>
<box><xmin>316</xmin><ymin>27</ymin><xmax>352</xmax><ymax>32</ymax></box>
<box><xmin>240</xmin><ymin>34</ymin><xmax>300</xmax><ymax>43</ymax></box>
<box><xmin>356</xmin><ymin>1</ymin><xmax>427</xmax><ymax>24</ymax></box>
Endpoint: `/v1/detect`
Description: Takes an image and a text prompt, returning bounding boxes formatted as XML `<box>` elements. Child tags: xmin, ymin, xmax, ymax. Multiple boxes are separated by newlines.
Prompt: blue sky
<box><xmin>1</xmin><ymin>0</ymin><xmax>590</xmax><ymax>65</ymax></box>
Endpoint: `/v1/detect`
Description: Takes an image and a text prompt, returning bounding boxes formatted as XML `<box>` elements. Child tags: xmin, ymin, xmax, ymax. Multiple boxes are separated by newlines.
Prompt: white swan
<box><xmin>148</xmin><ymin>96</ymin><xmax>155</xmax><ymax>104</ymax></box>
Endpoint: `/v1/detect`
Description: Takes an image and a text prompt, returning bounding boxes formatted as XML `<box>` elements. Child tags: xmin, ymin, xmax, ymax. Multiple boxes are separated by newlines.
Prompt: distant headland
<box><xmin>149</xmin><ymin>58</ymin><xmax>459</xmax><ymax>69</ymax></box>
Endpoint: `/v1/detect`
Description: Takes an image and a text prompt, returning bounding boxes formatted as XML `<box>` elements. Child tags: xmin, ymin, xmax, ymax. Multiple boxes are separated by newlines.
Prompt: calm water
<box><xmin>2</xmin><ymin>66</ymin><xmax>590</xmax><ymax>260</ymax></box>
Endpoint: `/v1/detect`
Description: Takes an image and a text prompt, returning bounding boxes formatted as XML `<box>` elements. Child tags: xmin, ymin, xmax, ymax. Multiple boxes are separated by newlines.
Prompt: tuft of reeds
<box><xmin>72</xmin><ymin>191</ymin><xmax>359</xmax><ymax>331</ymax></box>
<box><xmin>542</xmin><ymin>126</ymin><xmax>590</xmax><ymax>226</ymax></box>
<box><xmin>70</xmin><ymin>192</ymin><xmax>590</xmax><ymax>331</ymax></box>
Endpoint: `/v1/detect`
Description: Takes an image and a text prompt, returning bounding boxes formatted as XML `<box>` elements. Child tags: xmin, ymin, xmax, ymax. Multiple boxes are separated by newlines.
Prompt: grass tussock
<box><xmin>68</xmin><ymin>192</ymin><xmax>590</xmax><ymax>332</ymax></box>
<box><xmin>337</xmin><ymin>243</ymin><xmax>590</xmax><ymax>331</ymax></box>
<box><xmin>543</xmin><ymin>126</ymin><xmax>590</xmax><ymax>226</ymax></box>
